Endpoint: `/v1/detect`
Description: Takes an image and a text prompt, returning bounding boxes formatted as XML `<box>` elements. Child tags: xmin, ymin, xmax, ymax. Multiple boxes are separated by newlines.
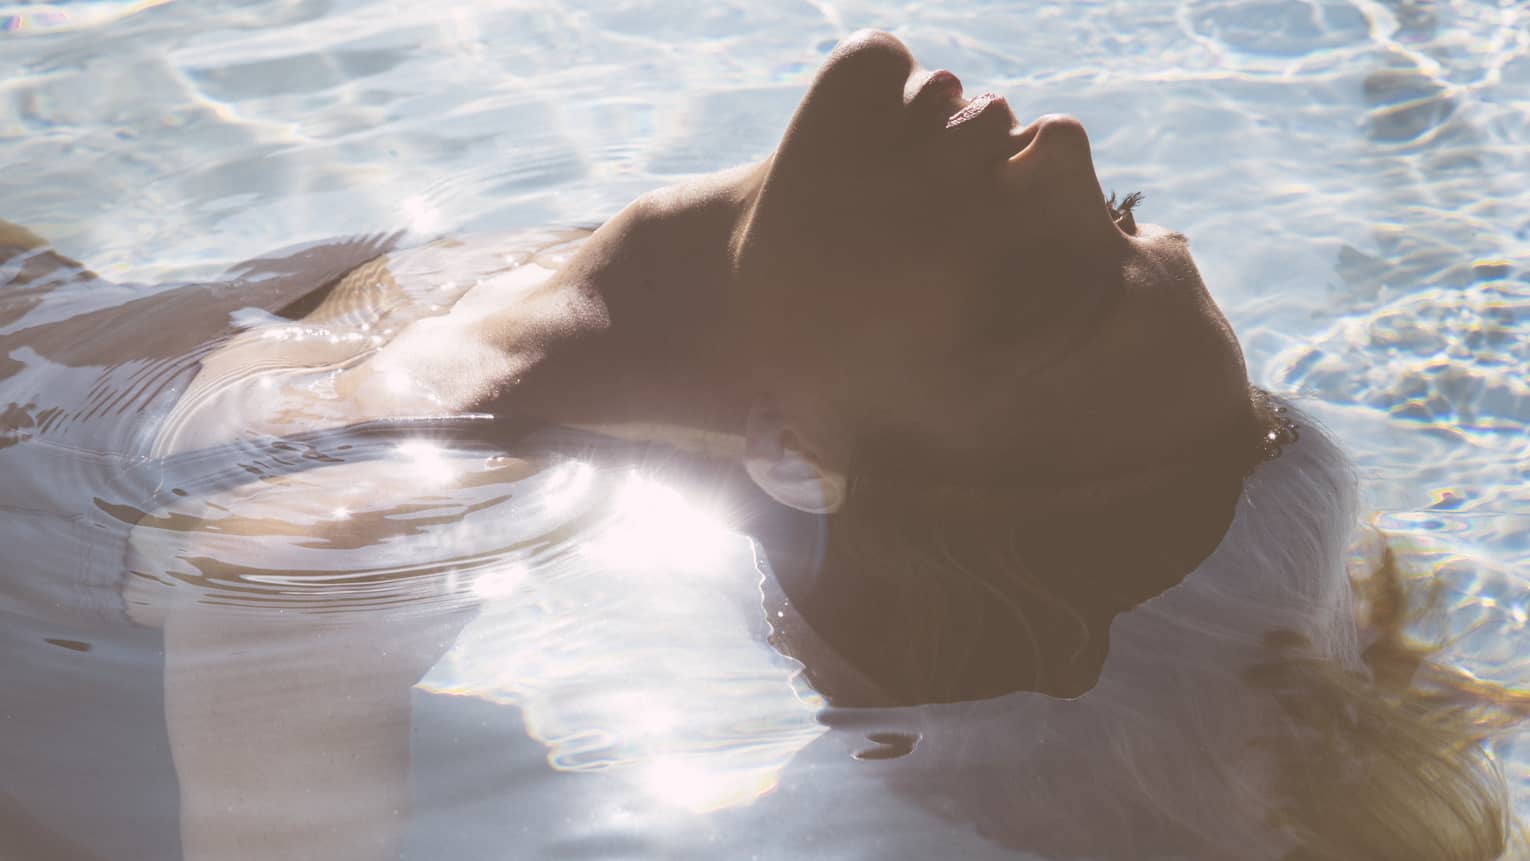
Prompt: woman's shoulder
<box><xmin>150</xmin><ymin>229</ymin><xmax>592</xmax><ymax>457</ymax></box>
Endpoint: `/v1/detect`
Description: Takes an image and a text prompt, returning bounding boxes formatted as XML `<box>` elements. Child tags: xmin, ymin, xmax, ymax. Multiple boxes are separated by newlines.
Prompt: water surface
<box><xmin>3</xmin><ymin>1</ymin><xmax>1529</xmax><ymax>858</ymax></box>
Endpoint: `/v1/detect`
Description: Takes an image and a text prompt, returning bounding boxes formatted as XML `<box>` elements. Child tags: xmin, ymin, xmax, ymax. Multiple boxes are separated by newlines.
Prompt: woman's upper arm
<box><xmin>156</xmin><ymin>230</ymin><xmax>589</xmax><ymax>453</ymax></box>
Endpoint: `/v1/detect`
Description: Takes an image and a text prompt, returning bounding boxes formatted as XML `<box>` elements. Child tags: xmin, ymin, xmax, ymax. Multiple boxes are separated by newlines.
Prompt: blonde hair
<box><xmin>580</xmin><ymin>396</ymin><xmax>1525</xmax><ymax>856</ymax></box>
<box><xmin>1248</xmin><ymin>543</ymin><xmax>1528</xmax><ymax>860</ymax></box>
<box><xmin>1214</xmin><ymin>403</ymin><xmax>1526</xmax><ymax>860</ymax></box>
<box><xmin>1075</xmin><ymin>403</ymin><xmax>1524</xmax><ymax>859</ymax></box>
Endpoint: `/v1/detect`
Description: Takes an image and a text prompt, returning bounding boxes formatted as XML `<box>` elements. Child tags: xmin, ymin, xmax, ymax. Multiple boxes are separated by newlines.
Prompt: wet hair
<box><xmin>1247</xmin><ymin>548</ymin><xmax>1526</xmax><ymax>860</ymax></box>
<box><xmin>1201</xmin><ymin>411</ymin><xmax>1524</xmax><ymax>860</ymax></box>
<box><xmin>803</xmin><ymin>395</ymin><xmax>1524</xmax><ymax>858</ymax></box>
<box><xmin>541</xmin><ymin>392</ymin><xmax>1523</xmax><ymax>857</ymax></box>
<box><xmin>775</xmin><ymin>385</ymin><xmax>1286</xmax><ymax>704</ymax></box>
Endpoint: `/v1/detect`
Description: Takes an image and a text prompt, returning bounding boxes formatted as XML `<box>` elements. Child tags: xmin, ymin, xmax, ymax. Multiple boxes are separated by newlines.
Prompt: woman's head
<box><xmin>689</xmin><ymin>30</ymin><xmax>1291</xmax><ymax>703</ymax></box>
<box><xmin>589</xmin><ymin>37</ymin><xmax>1521</xmax><ymax>855</ymax></box>
<box><xmin>727</xmin><ymin>30</ymin><xmax>1253</xmax><ymax>489</ymax></box>
<box><xmin>755</xmin><ymin>391</ymin><xmax>1287</xmax><ymax>703</ymax></box>
<box><xmin>547</xmin><ymin>28</ymin><xmax>1282</xmax><ymax>698</ymax></box>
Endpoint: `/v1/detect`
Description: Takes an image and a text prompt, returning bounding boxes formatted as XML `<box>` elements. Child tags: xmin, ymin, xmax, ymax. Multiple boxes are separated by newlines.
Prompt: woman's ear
<box><xmin>744</xmin><ymin>399</ymin><xmax>847</xmax><ymax>514</ymax></box>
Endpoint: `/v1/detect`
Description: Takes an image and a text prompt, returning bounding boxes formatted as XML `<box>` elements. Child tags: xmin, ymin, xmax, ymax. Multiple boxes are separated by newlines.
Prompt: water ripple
<box><xmin>0</xmin><ymin>0</ymin><xmax>171</xmax><ymax>36</ymax></box>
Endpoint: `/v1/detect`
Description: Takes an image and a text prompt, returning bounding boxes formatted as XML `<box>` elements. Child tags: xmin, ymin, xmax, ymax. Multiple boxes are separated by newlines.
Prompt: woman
<box><xmin>1</xmin><ymin>29</ymin><xmax>1518</xmax><ymax>861</ymax></box>
<box><xmin>152</xmin><ymin>29</ymin><xmax>1267</xmax><ymax>705</ymax></box>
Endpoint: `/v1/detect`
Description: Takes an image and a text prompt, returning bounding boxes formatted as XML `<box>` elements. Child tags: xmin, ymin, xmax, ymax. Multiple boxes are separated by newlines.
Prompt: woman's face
<box><xmin>732</xmin><ymin>30</ymin><xmax>1252</xmax><ymax>481</ymax></box>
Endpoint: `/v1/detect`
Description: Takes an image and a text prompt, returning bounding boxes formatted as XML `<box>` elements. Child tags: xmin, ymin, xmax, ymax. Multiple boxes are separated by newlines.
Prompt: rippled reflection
<box><xmin>640</xmin><ymin>756</ymin><xmax>779</xmax><ymax>813</ymax></box>
<box><xmin>0</xmin><ymin>0</ymin><xmax>171</xmax><ymax>35</ymax></box>
<box><xmin>582</xmin><ymin>471</ymin><xmax>736</xmax><ymax>571</ymax></box>
<box><xmin>4</xmin><ymin>0</ymin><xmax>1528</xmax><ymax>853</ymax></box>
<box><xmin>421</xmin><ymin>468</ymin><xmax>825</xmax><ymax>814</ymax></box>
<box><xmin>396</xmin><ymin>439</ymin><xmax>460</xmax><ymax>486</ymax></box>
<box><xmin>124</xmin><ymin>440</ymin><xmax>550</xmax><ymax>617</ymax></box>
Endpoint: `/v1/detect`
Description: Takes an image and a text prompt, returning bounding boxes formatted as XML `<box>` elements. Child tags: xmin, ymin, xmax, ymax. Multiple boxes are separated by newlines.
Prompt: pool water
<box><xmin>3</xmin><ymin>1</ymin><xmax>1529</xmax><ymax>859</ymax></box>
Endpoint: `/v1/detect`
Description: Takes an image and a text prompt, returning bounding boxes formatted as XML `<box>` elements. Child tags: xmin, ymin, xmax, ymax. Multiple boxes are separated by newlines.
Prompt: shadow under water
<box><xmin>1</xmin><ymin>222</ymin><xmax>1525</xmax><ymax>861</ymax></box>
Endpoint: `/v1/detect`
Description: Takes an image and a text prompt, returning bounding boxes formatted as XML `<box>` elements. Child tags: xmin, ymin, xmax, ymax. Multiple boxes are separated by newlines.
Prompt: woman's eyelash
<box><xmin>1106</xmin><ymin>190</ymin><xmax>1143</xmax><ymax>232</ymax></box>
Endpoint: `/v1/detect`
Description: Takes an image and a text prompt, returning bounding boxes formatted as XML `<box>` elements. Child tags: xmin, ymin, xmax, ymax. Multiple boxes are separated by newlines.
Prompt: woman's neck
<box><xmin>488</xmin><ymin>165</ymin><xmax>1226</xmax><ymax>708</ymax></box>
<box><xmin>504</xmin><ymin>163</ymin><xmax>766</xmax><ymax>437</ymax></box>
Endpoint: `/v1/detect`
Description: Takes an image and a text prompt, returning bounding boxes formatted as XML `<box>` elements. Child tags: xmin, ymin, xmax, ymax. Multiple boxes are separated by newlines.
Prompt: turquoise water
<box><xmin>3</xmin><ymin>1</ymin><xmax>1529</xmax><ymax>858</ymax></box>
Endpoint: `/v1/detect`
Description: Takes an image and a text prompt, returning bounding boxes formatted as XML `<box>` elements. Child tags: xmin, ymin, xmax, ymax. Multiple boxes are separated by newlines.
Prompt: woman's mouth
<box><xmin>910</xmin><ymin>68</ymin><xmax>964</xmax><ymax>117</ymax></box>
<box><xmin>911</xmin><ymin>69</ymin><xmax>1033</xmax><ymax>160</ymax></box>
<box><xmin>913</xmin><ymin>70</ymin><xmax>1015</xmax><ymax>131</ymax></box>
<box><xmin>945</xmin><ymin>92</ymin><xmax>1008</xmax><ymax>128</ymax></box>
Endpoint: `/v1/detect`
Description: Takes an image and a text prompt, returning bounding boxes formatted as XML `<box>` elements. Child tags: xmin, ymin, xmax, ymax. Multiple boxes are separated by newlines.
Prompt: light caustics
<box><xmin>420</xmin><ymin>468</ymin><xmax>826</xmax><ymax>814</ymax></box>
<box><xmin>395</xmin><ymin>439</ymin><xmax>461</xmax><ymax>486</ymax></box>
<box><xmin>0</xmin><ymin>0</ymin><xmax>171</xmax><ymax>34</ymax></box>
<box><xmin>580</xmin><ymin>471</ymin><xmax>739</xmax><ymax>572</ymax></box>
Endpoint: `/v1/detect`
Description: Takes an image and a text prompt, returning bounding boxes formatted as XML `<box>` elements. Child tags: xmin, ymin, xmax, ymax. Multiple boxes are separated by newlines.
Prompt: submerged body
<box><xmin>0</xmin><ymin>226</ymin><xmax>1516</xmax><ymax>861</ymax></box>
<box><xmin>0</xmin><ymin>218</ymin><xmax>1403</xmax><ymax>861</ymax></box>
<box><xmin>1</xmin><ymin>28</ymin><xmax>1519</xmax><ymax>861</ymax></box>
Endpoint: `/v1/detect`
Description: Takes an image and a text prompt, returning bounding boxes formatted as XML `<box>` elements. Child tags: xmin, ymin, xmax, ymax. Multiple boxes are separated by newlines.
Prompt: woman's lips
<box><xmin>910</xmin><ymin>69</ymin><xmax>1054</xmax><ymax>162</ymax></box>
<box><xmin>936</xmin><ymin>93</ymin><xmax>997</xmax><ymax>130</ymax></box>
<box><xmin>945</xmin><ymin>92</ymin><xmax>1033</xmax><ymax>162</ymax></box>
<box><xmin>911</xmin><ymin>68</ymin><xmax>963</xmax><ymax>115</ymax></box>
<box><xmin>912</xmin><ymin>70</ymin><xmax>1012</xmax><ymax>131</ymax></box>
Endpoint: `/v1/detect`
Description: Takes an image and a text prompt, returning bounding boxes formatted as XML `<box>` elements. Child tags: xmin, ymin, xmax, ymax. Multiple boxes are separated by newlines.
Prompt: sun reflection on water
<box><xmin>640</xmin><ymin>756</ymin><xmax>780</xmax><ymax>814</ymax></box>
<box><xmin>470</xmin><ymin>561</ymin><xmax>528</xmax><ymax>600</ymax></box>
<box><xmin>395</xmin><ymin>439</ymin><xmax>458</xmax><ymax>486</ymax></box>
<box><xmin>582</xmin><ymin>471</ymin><xmax>737</xmax><ymax>571</ymax></box>
<box><xmin>419</xmin><ymin>467</ymin><xmax>825</xmax><ymax>815</ymax></box>
<box><xmin>533</xmin><ymin>458</ymin><xmax>595</xmax><ymax>517</ymax></box>
<box><xmin>0</xmin><ymin>0</ymin><xmax>171</xmax><ymax>34</ymax></box>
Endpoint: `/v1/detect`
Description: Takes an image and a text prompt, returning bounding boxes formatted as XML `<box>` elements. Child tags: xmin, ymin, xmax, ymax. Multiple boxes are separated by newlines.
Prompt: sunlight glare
<box><xmin>583</xmin><ymin>472</ymin><xmax>737</xmax><ymax>571</ymax></box>
<box><xmin>385</xmin><ymin>368</ymin><xmax>414</xmax><ymax>395</ymax></box>
<box><xmin>640</xmin><ymin>756</ymin><xmax>775</xmax><ymax>814</ymax></box>
<box><xmin>614</xmin><ymin>693</ymin><xmax>681</xmax><ymax>737</ymax></box>
<box><xmin>535</xmin><ymin>459</ymin><xmax>595</xmax><ymax>516</ymax></box>
<box><xmin>472</xmin><ymin>561</ymin><xmax>528</xmax><ymax>600</ymax></box>
<box><xmin>396</xmin><ymin>439</ymin><xmax>457</xmax><ymax>486</ymax></box>
<box><xmin>401</xmin><ymin>194</ymin><xmax>444</xmax><ymax>235</ymax></box>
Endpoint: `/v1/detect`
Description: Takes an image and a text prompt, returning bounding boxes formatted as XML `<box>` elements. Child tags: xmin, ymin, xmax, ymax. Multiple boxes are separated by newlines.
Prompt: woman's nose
<box><xmin>818</xmin><ymin>29</ymin><xmax>917</xmax><ymax>100</ymax></box>
<box><xmin>831</xmin><ymin>29</ymin><xmax>915</xmax><ymax>68</ymax></box>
